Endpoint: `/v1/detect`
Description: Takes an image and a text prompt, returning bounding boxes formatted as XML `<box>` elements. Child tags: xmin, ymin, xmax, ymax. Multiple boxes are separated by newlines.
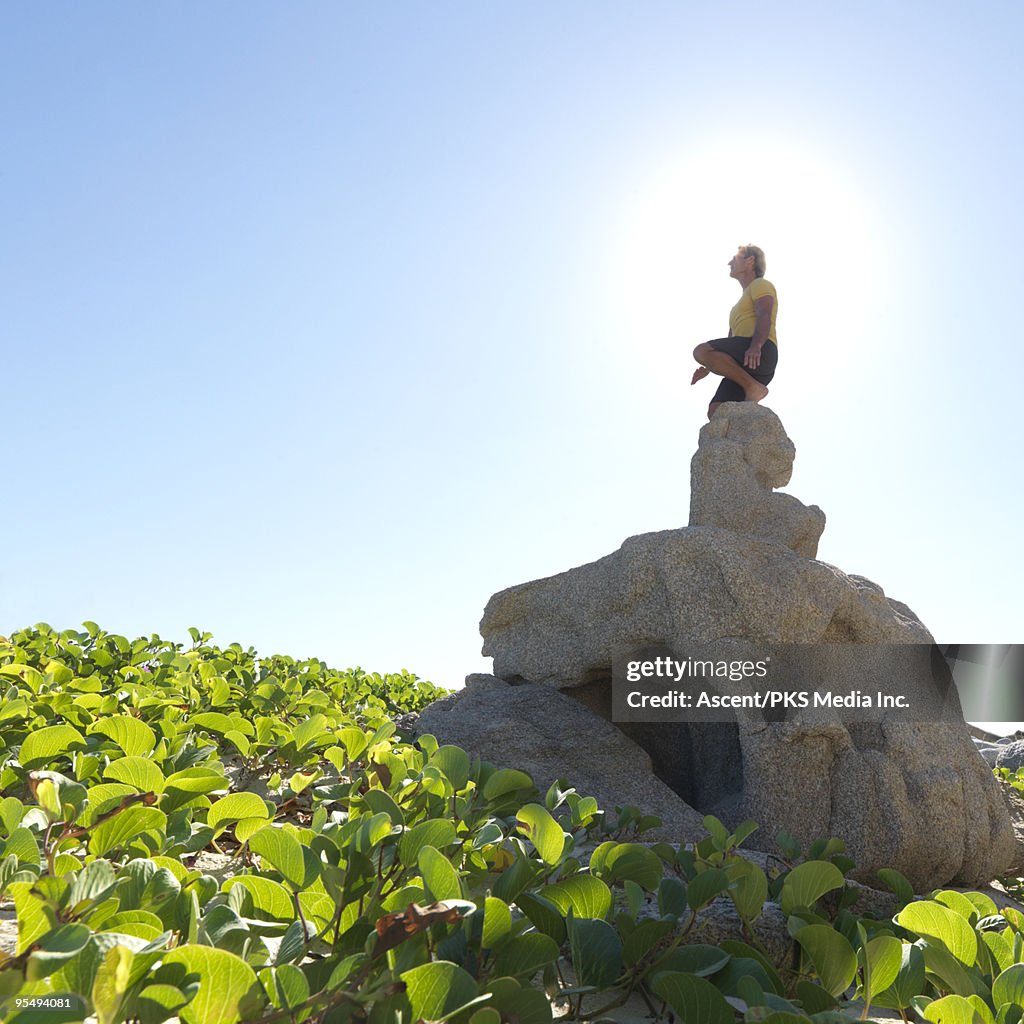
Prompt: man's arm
<box><xmin>744</xmin><ymin>295</ymin><xmax>774</xmax><ymax>370</ymax></box>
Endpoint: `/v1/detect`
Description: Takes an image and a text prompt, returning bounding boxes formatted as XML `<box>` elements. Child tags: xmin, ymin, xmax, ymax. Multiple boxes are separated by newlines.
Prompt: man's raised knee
<box><xmin>693</xmin><ymin>342</ymin><xmax>712</xmax><ymax>361</ymax></box>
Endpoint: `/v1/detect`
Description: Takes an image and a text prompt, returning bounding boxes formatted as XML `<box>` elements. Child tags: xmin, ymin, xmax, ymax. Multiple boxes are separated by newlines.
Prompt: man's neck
<box><xmin>735</xmin><ymin>271</ymin><xmax>757</xmax><ymax>289</ymax></box>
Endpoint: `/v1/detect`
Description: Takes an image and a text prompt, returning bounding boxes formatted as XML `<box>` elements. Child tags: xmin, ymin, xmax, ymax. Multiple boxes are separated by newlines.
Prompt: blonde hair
<box><xmin>740</xmin><ymin>245</ymin><xmax>766</xmax><ymax>277</ymax></box>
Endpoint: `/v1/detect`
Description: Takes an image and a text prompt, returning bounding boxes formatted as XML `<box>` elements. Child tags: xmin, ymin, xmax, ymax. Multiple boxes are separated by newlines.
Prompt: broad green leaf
<box><xmin>877</xmin><ymin>867</ymin><xmax>915</xmax><ymax>903</ymax></box>
<box><xmin>209</xmin><ymin>677</ymin><xmax>231</xmax><ymax>706</ymax></box>
<box><xmin>482</xmin><ymin>896</ymin><xmax>513</xmax><ymax>949</ymax></box>
<box><xmin>622</xmin><ymin>918</ymin><xmax>675</xmax><ymax>967</ymax></box>
<box><xmin>92</xmin><ymin>943</ymin><xmax>133</xmax><ymax>1024</ymax></box>
<box><xmin>223</xmin><ymin>876</ymin><xmax>295</xmax><ymax>922</ymax></box>
<box><xmin>795</xmin><ymin>924</ymin><xmax>858</xmax><ymax>996</ymax></box>
<box><xmin>863</xmin><ymin>934</ymin><xmax>904</xmax><ymax>1000</ymax></box>
<box><xmin>260</xmin><ymin>963</ymin><xmax>309</xmax><ymax>1012</ymax></box>
<box><xmin>187</xmin><ymin>712</ymin><xmax>236</xmax><ymax>735</ymax></box>
<box><xmin>101</xmin><ymin>911</ymin><xmax>165</xmax><ymax>934</ymax></box>
<box><xmin>88</xmin><ymin>806</ymin><xmax>167</xmax><ymax>857</ymax></box>
<box><xmin>249</xmin><ymin>826</ymin><xmax>308</xmax><ymax>889</ymax></box>
<box><xmin>399</xmin><ymin>819</ymin><xmax>457</xmax><ymax>866</ymax></box>
<box><xmin>419</xmin><ymin>845</ymin><xmax>463</xmax><ymax>901</ymax></box>
<box><xmin>704</xmin><ymin>815</ymin><xmax>730</xmax><ymax>846</ymax></box>
<box><xmin>592</xmin><ymin>843</ymin><xmax>664</xmax><ymax>891</ymax></box>
<box><xmin>897</xmin><ymin>900</ymin><xmax>979</xmax><ymax>965</ymax></box>
<box><xmin>25</xmin><ymin>923</ymin><xmax>92</xmax><ymax>980</ymax></box>
<box><xmin>922</xmin><ymin>994</ymin><xmax>986</xmax><ymax>1024</ymax></box>
<box><xmin>960</xmin><ymin>892</ymin><xmax>999</xmax><ymax>920</ymax></box>
<box><xmin>492</xmin><ymin>932</ymin><xmax>561</xmax><ymax>979</ymax></box>
<box><xmin>207</xmin><ymin>792</ymin><xmax>272</xmax><ymax>835</ymax></box>
<box><xmin>429</xmin><ymin>745</ymin><xmax>471</xmax><ymax>791</ymax></box>
<box><xmin>515</xmin><ymin>804</ymin><xmax>565</xmax><ymax>866</ymax></box>
<box><xmin>103</xmin><ymin>757</ymin><xmax>165</xmax><ymax>794</ymax></box>
<box><xmin>470</xmin><ymin>1009</ymin><xmax>502</xmax><ymax>1024</ymax></box>
<box><xmin>796</xmin><ymin>978</ymin><xmax>839</xmax><ymax>1014</ymax></box>
<box><xmin>78</xmin><ymin>784</ymin><xmax>140</xmax><ymax>827</ymax></box>
<box><xmin>658</xmin><ymin>876</ymin><xmax>688</xmax><ymax>918</ymax></box>
<box><xmin>69</xmin><ymin>859</ymin><xmax>118</xmax><ymax>907</ymax></box>
<box><xmin>707</xmin><ymin>955</ymin><xmax>777</xmax><ymax>998</ymax></box>
<box><xmin>136</xmin><ymin>983</ymin><xmax>191</xmax><ymax>1024</ymax></box>
<box><xmin>935</xmin><ymin>890</ymin><xmax>983</xmax><ymax>924</ymax></box>
<box><xmin>163</xmin><ymin>767</ymin><xmax>229</xmax><ymax>805</ymax></box>
<box><xmin>296</xmin><ymin>891</ymin><xmax>334</xmax><ymax>932</ymax></box>
<box><xmin>401</xmin><ymin>960</ymin><xmax>479</xmax><ymax>1022</ymax></box>
<box><xmin>274</xmin><ymin>920</ymin><xmax>311</xmax><ymax>966</ymax></box>
<box><xmin>0</xmin><ymin>796</ymin><xmax>24</xmax><ymax>834</ymax></box>
<box><xmin>161</xmin><ymin>945</ymin><xmax>260</xmax><ymax>1024</ymax></box>
<box><xmin>653</xmin><ymin>971</ymin><xmax>734</xmax><ymax>1024</ymax></box>
<box><xmin>727</xmin><ymin>857</ymin><xmax>768</xmax><ymax>920</ymax></box>
<box><xmin>544</xmin><ymin>874</ymin><xmax>613</xmax><ymax>921</ymax></box>
<box><xmin>487</xmin><ymin>856</ymin><xmax>536</xmax><ymax>905</ymax></box>
<box><xmin>874</xmin><ymin>941</ymin><xmax>927</xmax><ymax>1010</ymax></box>
<box><xmin>291</xmin><ymin>713</ymin><xmax>328</xmax><ymax>752</ymax></box>
<box><xmin>919</xmin><ymin>942</ymin><xmax>978</xmax><ymax>997</ymax></box>
<box><xmin>353</xmin><ymin>811</ymin><xmax>393</xmax><ymax>853</ymax></box>
<box><xmin>3</xmin><ymin>827</ymin><xmax>41</xmax><ymax>867</ymax></box>
<box><xmin>779</xmin><ymin>860</ymin><xmax>845</xmax><ymax>915</ymax></box>
<box><xmin>985</xmin><ymin>931</ymin><xmax>1016</xmax><ymax>975</ymax></box>
<box><xmin>10</xmin><ymin>881</ymin><xmax>54</xmax><ymax>954</ymax></box>
<box><xmin>90</xmin><ymin>716</ymin><xmax>156</xmax><ymax>757</ymax></box>
<box><xmin>359</xmin><ymin>788</ymin><xmax>403</xmax><ymax>824</ymax></box>
<box><xmin>993</xmin><ymin>964</ymin><xmax>1024</xmax><ymax>1010</ymax></box>
<box><xmin>568</xmin><ymin>917</ymin><xmax>623</xmax><ymax>988</ymax></box>
<box><xmin>970</xmin><ymin>996</ymin><xmax>998</xmax><ymax>1024</ymax></box>
<box><xmin>648</xmin><ymin>944</ymin><xmax>731</xmax><ymax>979</ymax></box>
<box><xmin>516</xmin><ymin>891</ymin><xmax>567</xmax><ymax>944</ymax></box>
<box><xmin>484</xmin><ymin>979</ymin><xmax>553</xmax><ymax>1024</ymax></box>
<box><xmin>141</xmin><ymin>868</ymin><xmax>181</xmax><ymax>914</ymax></box>
<box><xmin>687</xmin><ymin>867</ymin><xmax>731</xmax><ymax>910</ymax></box>
<box><xmin>223</xmin><ymin>731</ymin><xmax>251</xmax><ymax>757</ymax></box>
<box><xmin>19</xmin><ymin>724</ymin><xmax>87</xmax><ymax>770</ymax></box>
<box><xmin>54</xmin><ymin>933</ymin><xmax>147</xmax><ymax>1004</ymax></box>
<box><xmin>150</xmin><ymin>856</ymin><xmax>189</xmax><ymax>883</ymax></box>
<box><xmin>483</xmin><ymin>768</ymin><xmax>534</xmax><ymax>800</ymax></box>
<box><xmin>338</xmin><ymin>727</ymin><xmax>369</xmax><ymax>762</ymax></box>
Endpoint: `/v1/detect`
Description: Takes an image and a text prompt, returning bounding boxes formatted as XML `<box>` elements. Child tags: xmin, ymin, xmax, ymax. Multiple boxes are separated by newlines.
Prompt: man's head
<box><xmin>737</xmin><ymin>244</ymin><xmax>766</xmax><ymax>277</ymax></box>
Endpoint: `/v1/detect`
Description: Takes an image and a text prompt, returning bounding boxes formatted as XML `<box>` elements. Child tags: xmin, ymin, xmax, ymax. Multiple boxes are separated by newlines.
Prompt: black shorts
<box><xmin>706</xmin><ymin>337</ymin><xmax>778</xmax><ymax>404</ymax></box>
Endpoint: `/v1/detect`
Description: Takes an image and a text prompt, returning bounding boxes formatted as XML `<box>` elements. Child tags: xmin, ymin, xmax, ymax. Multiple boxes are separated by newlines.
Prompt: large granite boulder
<box><xmin>430</xmin><ymin>404</ymin><xmax>1014</xmax><ymax>890</ymax></box>
<box><xmin>480</xmin><ymin>528</ymin><xmax>930</xmax><ymax>688</ymax></box>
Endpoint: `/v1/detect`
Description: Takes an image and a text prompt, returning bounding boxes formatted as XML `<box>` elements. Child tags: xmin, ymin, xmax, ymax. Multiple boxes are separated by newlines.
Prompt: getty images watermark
<box><xmin>610</xmin><ymin>643</ymin><xmax>1016</xmax><ymax>725</ymax></box>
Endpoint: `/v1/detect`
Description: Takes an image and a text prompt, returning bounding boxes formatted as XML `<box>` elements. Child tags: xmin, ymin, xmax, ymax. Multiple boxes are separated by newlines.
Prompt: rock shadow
<box><xmin>568</xmin><ymin>670</ymin><xmax>744</xmax><ymax>820</ymax></box>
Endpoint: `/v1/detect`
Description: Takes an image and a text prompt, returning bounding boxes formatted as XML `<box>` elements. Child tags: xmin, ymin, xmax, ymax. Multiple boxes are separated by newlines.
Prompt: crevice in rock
<box><xmin>564</xmin><ymin>670</ymin><xmax>745</xmax><ymax>818</ymax></box>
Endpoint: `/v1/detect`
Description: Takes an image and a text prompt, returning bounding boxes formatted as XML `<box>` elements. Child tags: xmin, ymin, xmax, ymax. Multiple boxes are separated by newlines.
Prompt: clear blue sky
<box><xmin>3</xmin><ymin>4</ymin><xmax>1022</xmax><ymax>725</ymax></box>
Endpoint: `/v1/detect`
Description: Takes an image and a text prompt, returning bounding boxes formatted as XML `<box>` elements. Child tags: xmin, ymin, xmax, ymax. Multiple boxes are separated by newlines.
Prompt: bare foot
<box><xmin>691</xmin><ymin>366</ymin><xmax>710</xmax><ymax>385</ymax></box>
<box><xmin>744</xmin><ymin>383</ymin><xmax>769</xmax><ymax>403</ymax></box>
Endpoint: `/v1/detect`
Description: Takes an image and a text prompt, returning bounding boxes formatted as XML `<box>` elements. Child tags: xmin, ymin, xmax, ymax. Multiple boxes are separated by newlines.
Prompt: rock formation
<box><xmin>417</xmin><ymin>404</ymin><xmax>1015</xmax><ymax>890</ymax></box>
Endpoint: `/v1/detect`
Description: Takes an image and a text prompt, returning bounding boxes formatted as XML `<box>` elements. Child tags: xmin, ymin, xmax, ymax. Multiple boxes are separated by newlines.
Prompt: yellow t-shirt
<box><xmin>729</xmin><ymin>277</ymin><xmax>778</xmax><ymax>344</ymax></box>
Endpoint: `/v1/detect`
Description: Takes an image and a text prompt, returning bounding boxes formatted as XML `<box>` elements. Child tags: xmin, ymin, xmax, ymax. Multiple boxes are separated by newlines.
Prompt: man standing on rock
<box><xmin>691</xmin><ymin>245</ymin><xmax>778</xmax><ymax>420</ymax></box>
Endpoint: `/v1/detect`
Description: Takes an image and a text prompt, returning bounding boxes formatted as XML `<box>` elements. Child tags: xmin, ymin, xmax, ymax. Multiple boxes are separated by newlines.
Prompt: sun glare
<box><xmin>608</xmin><ymin>139</ymin><xmax>888</xmax><ymax>387</ymax></box>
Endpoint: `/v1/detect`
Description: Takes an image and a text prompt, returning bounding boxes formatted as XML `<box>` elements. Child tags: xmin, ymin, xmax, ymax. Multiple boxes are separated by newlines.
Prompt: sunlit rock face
<box><xmin>430</xmin><ymin>405</ymin><xmax>1015</xmax><ymax>890</ymax></box>
<box><xmin>689</xmin><ymin>404</ymin><xmax>826</xmax><ymax>558</ymax></box>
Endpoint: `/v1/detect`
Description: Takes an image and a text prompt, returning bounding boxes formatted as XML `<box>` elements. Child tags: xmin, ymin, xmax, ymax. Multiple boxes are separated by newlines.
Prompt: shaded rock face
<box><xmin>428</xmin><ymin>404</ymin><xmax>1014</xmax><ymax>890</ymax></box>
<box><xmin>415</xmin><ymin>675</ymin><xmax>708</xmax><ymax>843</ymax></box>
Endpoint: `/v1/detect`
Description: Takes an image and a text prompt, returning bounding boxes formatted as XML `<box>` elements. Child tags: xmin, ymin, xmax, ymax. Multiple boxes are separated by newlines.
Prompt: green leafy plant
<box><xmin>4</xmin><ymin>622</ymin><xmax>1024</xmax><ymax>1024</ymax></box>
